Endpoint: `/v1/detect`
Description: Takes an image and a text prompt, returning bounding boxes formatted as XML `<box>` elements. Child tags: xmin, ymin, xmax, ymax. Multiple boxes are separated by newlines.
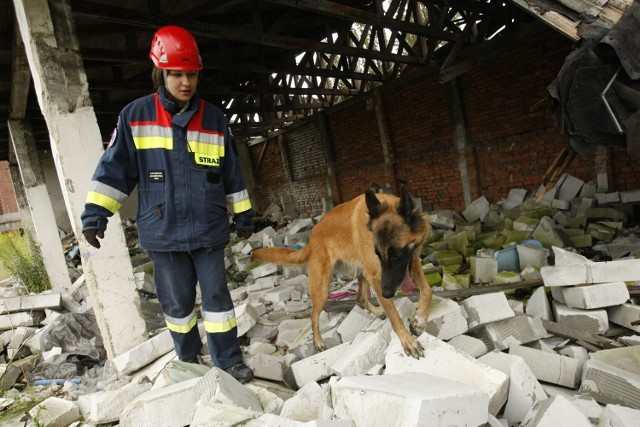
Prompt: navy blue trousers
<box><xmin>148</xmin><ymin>247</ymin><xmax>242</xmax><ymax>369</ymax></box>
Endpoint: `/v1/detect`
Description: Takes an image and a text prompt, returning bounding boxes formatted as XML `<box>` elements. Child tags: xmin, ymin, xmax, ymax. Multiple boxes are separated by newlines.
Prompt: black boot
<box><xmin>224</xmin><ymin>362</ymin><xmax>254</xmax><ymax>384</ymax></box>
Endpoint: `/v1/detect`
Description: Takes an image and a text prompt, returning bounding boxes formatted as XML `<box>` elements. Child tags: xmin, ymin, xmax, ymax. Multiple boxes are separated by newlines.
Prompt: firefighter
<box><xmin>81</xmin><ymin>25</ymin><xmax>254</xmax><ymax>383</ymax></box>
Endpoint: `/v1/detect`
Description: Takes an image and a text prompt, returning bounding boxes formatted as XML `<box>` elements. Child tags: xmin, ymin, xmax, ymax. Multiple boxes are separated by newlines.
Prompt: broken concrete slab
<box><xmin>509</xmin><ymin>345</ymin><xmax>583</xmax><ymax>388</ymax></box>
<box><xmin>468</xmin><ymin>314</ymin><xmax>547</xmax><ymax>351</ymax></box>
<box><xmin>562</xmin><ymin>281</ymin><xmax>630</xmax><ymax>309</ymax></box>
<box><xmin>291</xmin><ymin>342</ymin><xmax>351</xmax><ymax>387</ymax></box>
<box><xmin>331</xmin><ymin>373</ymin><xmax>488</xmax><ymax>427</ymax></box>
<box><xmin>541</xmin><ymin>258</ymin><xmax>640</xmax><ymax>287</ymax></box>
<box><xmin>479</xmin><ymin>350</ymin><xmax>548</xmax><ymax>425</ymax></box>
<box><xmin>520</xmin><ymin>394</ymin><xmax>592</xmax><ymax>426</ymax></box>
<box><xmin>120</xmin><ymin>376</ymin><xmax>201</xmax><ymax>427</ymax></box>
<box><xmin>385</xmin><ymin>333</ymin><xmax>508</xmax><ymax>415</ymax></box>
<box><xmin>424</xmin><ymin>295</ymin><xmax>468</xmax><ymax>340</ymax></box>
<box><xmin>598</xmin><ymin>404</ymin><xmax>640</xmax><ymax>426</ymax></box>
<box><xmin>78</xmin><ymin>376</ymin><xmax>153</xmax><ymax>424</ymax></box>
<box><xmin>607</xmin><ymin>303</ymin><xmax>640</xmax><ymax>333</ymax></box>
<box><xmin>460</xmin><ymin>292</ymin><xmax>515</xmax><ymax>329</ymax></box>
<box><xmin>552</xmin><ymin>302</ymin><xmax>609</xmax><ymax>335</ymax></box>
<box><xmin>447</xmin><ymin>334</ymin><xmax>488</xmax><ymax>358</ymax></box>
<box><xmin>579</xmin><ymin>359</ymin><xmax>640</xmax><ymax>409</ymax></box>
<box><xmin>110</xmin><ymin>329</ymin><xmax>174</xmax><ymax>375</ymax></box>
<box><xmin>526</xmin><ymin>286</ymin><xmax>553</xmax><ymax>320</ymax></box>
<box><xmin>28</xmin><ymin>396</ymin><xmax>80</xmax><ymax>427</ymax></box>
<box><xmin>0</xmin><ymin>292</ymin><xmax>61</xmax><ymax>314</ymax></box>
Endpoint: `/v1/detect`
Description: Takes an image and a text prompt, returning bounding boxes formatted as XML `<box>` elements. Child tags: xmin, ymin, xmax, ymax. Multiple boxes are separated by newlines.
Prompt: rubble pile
<box><xmin>1</xmin><ymin>173</ymin><xmax>640</xmax><ymax>426</ymax></box>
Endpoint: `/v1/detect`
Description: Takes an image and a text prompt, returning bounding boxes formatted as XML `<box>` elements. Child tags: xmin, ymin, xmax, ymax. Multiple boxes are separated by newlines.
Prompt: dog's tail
<box><xmin>251</xmin><ymin>245</ymin><xmax>310</xmax><ymax>266</ymax></box>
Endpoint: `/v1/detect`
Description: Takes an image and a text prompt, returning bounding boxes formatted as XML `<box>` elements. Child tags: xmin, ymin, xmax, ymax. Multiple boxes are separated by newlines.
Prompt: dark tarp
<box><xmin>547</xmin><ymin>1</ymin><xmax>640</xmax><ymax>156</ymax></box>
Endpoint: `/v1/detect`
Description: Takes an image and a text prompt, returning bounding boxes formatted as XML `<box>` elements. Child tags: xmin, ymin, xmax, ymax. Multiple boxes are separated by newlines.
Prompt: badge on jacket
<box><xmin>148</xmin><ymin>170</ymin><xmax>165</xmax><ymax>182</ymax></box>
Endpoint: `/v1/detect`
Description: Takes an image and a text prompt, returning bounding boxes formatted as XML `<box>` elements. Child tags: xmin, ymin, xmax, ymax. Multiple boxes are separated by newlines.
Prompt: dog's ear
<box><xmin>398</xmin><ymin>187</ymin><xmax>425</xmax><ymax>231</ymax></box>
<box><xmin>365</xmin><ymin>188</ymin><xmax>384</xmax><ymax>219</ymax></box>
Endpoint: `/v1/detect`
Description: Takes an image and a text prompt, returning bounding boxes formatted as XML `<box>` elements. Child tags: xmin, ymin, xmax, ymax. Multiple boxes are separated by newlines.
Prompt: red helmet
<box><xmin>149</xmin><ymin>26</ymin><xmax>203</xmax><ymax>70</ymax></box>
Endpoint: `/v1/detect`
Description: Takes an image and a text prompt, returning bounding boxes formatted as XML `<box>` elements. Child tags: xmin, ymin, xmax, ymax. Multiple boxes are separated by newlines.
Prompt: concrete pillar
<box><xmin>8</xmin><ymin>119</ymin><xmax>71</xmax><ymax>292</ymax></box>
<box><xmin>13</xmin><ymin>0</ymin><xmax>147</xmax><ymax>357</ymax></box>
<box><xmin>446</xmin><ymin>78</ymin><xmax>472</xmax><ymax>206</ymax></box>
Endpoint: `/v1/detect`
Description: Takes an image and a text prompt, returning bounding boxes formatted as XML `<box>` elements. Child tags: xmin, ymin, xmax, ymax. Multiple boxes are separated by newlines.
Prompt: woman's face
<box><xmin>165</xmin><ymin>70</ymin><xmax>198</xmax><ymax>106</ymax></box>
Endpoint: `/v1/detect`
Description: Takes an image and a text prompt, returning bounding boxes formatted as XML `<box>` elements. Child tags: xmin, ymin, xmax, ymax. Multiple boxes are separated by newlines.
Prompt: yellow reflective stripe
<box><xmin>203</xmin><ymin>317</ymin><xmax>237</xmax><ymax>333</ymax></box>
<box><xmin>232</xmin><ymin>199</ymin><xmax>252</xmax><ymax>214</ymax></box>
<box><xmin>133</xmin><ymin>136</ymin><xmax>173</xmax><ymax>150</ymax></box>
<box><xmin>187</xmin><ymin>140</ymin><xmax>225</xmax><ymax>157</ymax></box>
<box><xmin>166</xmin><ymin>315</ymin><xmax>198</xmax><ymax>334</ymax></box>
<box><xmin>86</xmin><ymin>191</ymin><xmax>121</xmax><ymax>214</ymax></box>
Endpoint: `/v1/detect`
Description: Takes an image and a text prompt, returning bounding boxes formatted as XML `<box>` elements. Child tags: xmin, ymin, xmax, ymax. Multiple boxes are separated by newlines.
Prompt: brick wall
<box><xmin>248</xmin><ymin>26</ymin><xmax>640</xmax><ymax>215</ymax></box>
<box><xmin>0</xmin><ymin>161</ymin><xmax>18</xmax><ymax>215</ymax></box>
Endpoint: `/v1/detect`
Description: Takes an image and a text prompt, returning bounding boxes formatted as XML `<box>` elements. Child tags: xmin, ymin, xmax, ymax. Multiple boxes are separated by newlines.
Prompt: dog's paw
<box><xmin>410</xmin><ymin>316</ymin><xmax>428</xmax><ymax>336</ymax></box>
<box><xmin>313</xmin><ymin>337</ymin><xmax>326</xmax><ymax>352</ymax></box>
<box><xmin>403</xmin><ymin>338</ymin><xmax>424</xmax><ymax>359</ymax></box>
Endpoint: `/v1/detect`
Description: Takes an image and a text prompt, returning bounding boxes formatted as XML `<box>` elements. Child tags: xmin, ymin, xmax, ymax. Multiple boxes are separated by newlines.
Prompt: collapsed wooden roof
<box><xmin>0</xmin><ymin>0</ymin><xmax>634</xmax><ymax>161</ymax></box>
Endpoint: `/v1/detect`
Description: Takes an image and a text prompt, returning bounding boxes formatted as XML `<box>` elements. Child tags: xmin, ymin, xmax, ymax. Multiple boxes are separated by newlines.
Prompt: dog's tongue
<box><xmin>400</xmin><ymin>265</ymin><xmax>418</xmax><ymax>294</ymax></box>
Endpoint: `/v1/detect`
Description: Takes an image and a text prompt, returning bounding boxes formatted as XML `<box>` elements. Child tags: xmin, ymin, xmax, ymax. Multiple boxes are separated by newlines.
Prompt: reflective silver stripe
<box><xmin>131</xmin><ymin>124</ymin><xmax>173</xmax><ymax>138</ymax></box>
<box><xmin>202</xmin><ymin>308</ymin><xmax>236</xmax><ymax>323</ymax></box>
<box><xmin>165</xmin><ymin>309</ymin><xmax>197</xmax><ymax>326</ymax></box>
<box><xmin>90</xmin><ymin>180</ymin><xmax>128</xmax><ymax>204</ymax></box>
<box><xmin>226</xmin><ymin>189</ymin><xmax>249</xmax><ymax>204</ymax></box>
<box><xmin>186</xmin><ymin>130</ymin><xmax>224</xmax><ymax>146</ymax></box>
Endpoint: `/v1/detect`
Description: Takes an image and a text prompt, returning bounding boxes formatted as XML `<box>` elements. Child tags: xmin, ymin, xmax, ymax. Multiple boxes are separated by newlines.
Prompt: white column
<box><xmin>13</xmin><ymin>0</ymin><xmax>147</xmax><ymax>358</ymax></box>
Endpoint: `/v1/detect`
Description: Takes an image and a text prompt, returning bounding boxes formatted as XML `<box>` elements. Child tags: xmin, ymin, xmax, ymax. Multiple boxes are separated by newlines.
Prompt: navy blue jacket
<box><xmin>81</xmin><ymin>88</ymin><xmax>254</xmax><ymax>251</ymax></box>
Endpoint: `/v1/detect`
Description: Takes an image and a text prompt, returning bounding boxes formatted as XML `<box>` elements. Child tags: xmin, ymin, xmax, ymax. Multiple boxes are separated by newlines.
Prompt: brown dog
<box><xmin>251</xmin><ymin>187</ymin><xmax>432</xmax><ymax>358</ymax></box>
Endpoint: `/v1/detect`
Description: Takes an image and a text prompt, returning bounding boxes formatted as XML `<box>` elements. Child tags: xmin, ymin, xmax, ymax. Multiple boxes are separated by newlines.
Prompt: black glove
<box><xmin>236</xmin><ymin>226</ymin><xmax>253</xmax><ymax>239</ymax></box>
<box><xmin>84</xmin><ymin>229</ymin><xmax>105</xmax><ymax>249</ymax></box>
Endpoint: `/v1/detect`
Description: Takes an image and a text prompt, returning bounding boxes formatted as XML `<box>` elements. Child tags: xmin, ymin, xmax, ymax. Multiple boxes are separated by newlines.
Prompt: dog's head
<box><xmin>366</xmin><ymin>187</ymin><xmax>430</xmax><ymax>299</ymax></box>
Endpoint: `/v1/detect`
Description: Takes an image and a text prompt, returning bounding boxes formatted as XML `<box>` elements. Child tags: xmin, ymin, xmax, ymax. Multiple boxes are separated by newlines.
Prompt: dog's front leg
<box><xmin>410</xmin><ymin>255</ymin><xmax>432</xmax><ymax>336</ymax></box>
<box><xmin>376</xmin><ymin>293</ymin><xmax>424</xmax><ymax>358</ymax></box>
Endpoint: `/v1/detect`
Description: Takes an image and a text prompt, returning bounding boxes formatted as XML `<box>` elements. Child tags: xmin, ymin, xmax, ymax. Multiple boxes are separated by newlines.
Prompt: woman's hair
<box><xmin>151</xmin><ymin>66</ymin><xmax>164</xmax><ymax>88</ymax></box>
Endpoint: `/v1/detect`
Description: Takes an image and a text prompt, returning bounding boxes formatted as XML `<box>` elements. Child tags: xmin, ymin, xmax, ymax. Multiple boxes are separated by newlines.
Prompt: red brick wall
<box><xmin>0</xmin><ymin>161</ymin><xmax>18</xmax><ymax>215</ymax></box>
<box><xmin>249</xmin><ymin>26</ymin><xmax>640</xmax><ymax>215</ymax></box>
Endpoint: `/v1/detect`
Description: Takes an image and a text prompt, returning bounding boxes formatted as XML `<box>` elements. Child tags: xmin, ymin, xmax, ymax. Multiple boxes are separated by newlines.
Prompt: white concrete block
<box><xmin>460</xmin><ymin>292</ymin><xmax>515</xmax><ymax>329</ymax></box>
<box><xmin>517</xmin><ymin>244</ymin><xmax>549</xmax><ymax>269</ymax></box>
<box><xmin>276</xmin><ymin>318</ymin><xmax>312</xmax><ymax>348</ymax></box>
<box><xmin>78</xmin><ymin>377</ymin><xmax>152</xmax><ymax>423</ymax></box>
<box><xmin>246</xmin><ymin>352</ymin><xmax>287</xmax><ymax>382</ymax></box>
<box><xmin>553</xmin><ymin>302</ymin><xmax>609</xmax><ymax>335</ymax></box>
<box><xmin>447</xmin><ymin>335</ymin><xmax>488</xmax><ymax>358</ymax></box>
<box><xmin>385</xmin><ymin>333</ymin><xmax>509</xmax><ymax>415</ymax></box>
<box><xmin>580</xmin><ymin>359</ymin><xmax>640</xmax><ymax>408</ymax></box>
<box><xmin>195</xmin><ymin>367</ymin><xmax>262</xmax><ymax>411</ymax></box>
<box><xmin>190</xmin><ymin>401</ymin><xmax>260</xmax><ymax>426</ymax></box>
<box><xmin>330</xmin><ymin>326</ymin><xmax>390</xmax><ymax>377</ymax></box>
<box><xmin>468</xmin><ymin>314</ymin><xmax>548</xmax><ymax>351</ymax></box>
<box><xmin>598</xmin><ymin>404</ymin><xmax>640</xmax><ymax>427</ymax></box>
<box><xmin>150</xmin><ymin>360</ymin><xmax>210</xmax><ymax>391</ymax></box>
<box><xmin>562</xmin><ymin>282</ymin><xmax>630</xmax><ymax>309</ymax></box>
<box><xmin>590</xmin><ymin>346</ymin><xmax>640</xmax><ymax>376</ymax></box>
<box><xmin>551</xmin><ymin>287</ymin><xmax>566</xmax><ymax>304</ymax></box>
<box><xmin>28</xmin><ymin>396</ymin><xmax>80</xmax><ymax>427</ymax></box>
<box><xmin>541</xmin><ymin>258</ymin><xmax>640</xmax><ymax>287</ymax></box>
<box><xmin>110</xmin><ymin>329</ymin><xmax>174</xmax><ymax>375</ymax></box>
<box><xmin>509</xmin><ymin>345</ymin><xmax>583</xmax><ymax>388</ymax></box>
<box><xmin>0</xmin><ymin>293</ymin><xmax>62</xmax><ymax>314</ymax></box>
<box><xmin>526</xmin><ymin>287</ymin><xmax>553</xmax><ymax>320</ymax></box>
<box><xmin>521</xmin><ymin>395</ymin><xmax>592</xmax><ymax>426</ymax></box>
<box><xmin>558</xmin><ymin>345</ymin><xmax>589</xmax><ymax>361</ymax></box>
<box><xmin>607</xmin><ymin>303</ymin><xmax>640</xmax><ymax>333</ymax></box>
<box><xmin>120</xmin><ymin>377</ymin><xmax>201</xmax><ymax>427</ymax></box>
<box><xmin>479</xmin><ymin>350</ymin><xmax>548</xmax><ymax>425</ymax></box>
<box><xmin>244</xmin><ymin>384</ymin><xmax>285</xmax><ymax>415</ymax></box>
<box><xmin>425</xmin><ymin>295</ymin><xmax>469</xmax><ymax>340</ymax></box>
<box><xmin>291</xmin><ymin>342</ymin><xmax>350</xmax><ymax>387</ymax></box>
<box><xmin>251</xmin><ymin>263</ymin><xmax>280</xmax><ymax>279</ymax></box>
<box><xmin>0</xmin><ymin>311</ymin><xmax>44</xmax><ymax>331</ymax></box>
<box><xmin>470</xmin><ymin>256</ymin><xmax>499</xmax><ymax>284</ymax></box>
<box><xmin>236</xmin><ymin>303</ymin><xmax>259</xmax><ymax>337</ymax></box>
<box><xmin>336</xmin><ymin>304</ymin><xmax>376</xmax><ymax>343</ymax></box>
<box><xmin>332</xmin><ymin>373</ymin><xmax>488</xmax><ymax>427</ymax></box>
<box><xmin>280</xmin><ymin>381</ymin><xmax>325</xmax><ymax>422</ymax></box>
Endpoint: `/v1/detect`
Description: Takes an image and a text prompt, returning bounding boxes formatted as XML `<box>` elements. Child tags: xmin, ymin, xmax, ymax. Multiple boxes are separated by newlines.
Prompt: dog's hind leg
<box><xmin>357</xmin><ymin>275</ymin><xmax>385</xmax><ymax>319</ymax></box>
<box><xmin>307</xmin><ymin>254</ymin><xmax>334</xmax><ymax>352</ymax></box>
<box><xmin>410</xmin><ymin>255</ymin><xmax>433</xmax><ymax>336</ymax></box>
